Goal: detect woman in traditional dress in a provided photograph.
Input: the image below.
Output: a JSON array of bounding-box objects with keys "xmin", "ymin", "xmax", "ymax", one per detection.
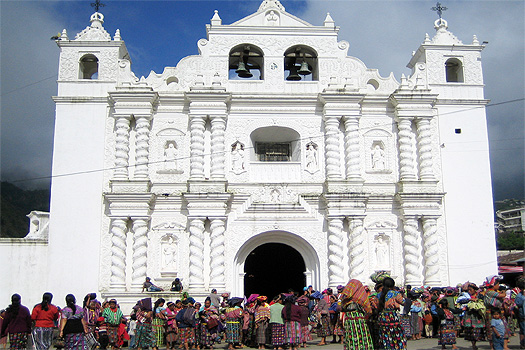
[
  {"xmin": 165, "ymin": 302, "xmax": 178, "ymax": 350},
  {"xmin": 1, "ymin": 294, "xmax": 31, "ymax": 350},
  {"xmin": 31, "ymin": 292, "xmax": 60, "ymax": 350},
  {"xmin": 483, "ymin": 276, "xmax": 506, "ymax": 350},
  {"xmin": 60, "ymin": 294, "xmax": 88, "ymax": 350},
  {"xmin": 102, "ymin": 299, "xmax": 125, "ymax": 349},
  {"xmin": 462, "ymin": 283, "xmax": 486, "ymax": 350},
  {"xmin": 199, "ymin": 298, "xmax": 220, "ymax": 349},
  {"xmin": 243, "ymin": 295, "xmax": 258, "ymax": 348},
  {"xmin": 254, "ymin": 296, "xmax": 271, "ymax": 349},
  {"xmin": 296, "ymin": 296, "xmax": 311, "ymax": 348},
  {"xmin": 328, "ymin": 295, "xmax": 343, "ymax": 343},
  {"xmin": 312, "ymin": 292, "xmax": 331, "ymax": 346},
  {"xmin": 408, "ymin": 291, "xmax": 423, "ymax": 340},
  {"xmin": 152, "ymin": 298, "xmax": 167, "ymax": 348},
  {"xmin": 436, "ymin": 299, "xmax": 459, "ymax": 349},
  {"xmin": 339, "ymin": 279, "xmax": 374, "ymax": 350},
  {"xmin": 269, "ymin": 295, "xmax": 285, "ymax": 350},
  {"xmin": 281, "ymin": 295, "xmax": 302, "ymax": 350},
  {"xmin": 375, "ymin": 277, "xmax": 406, "ymax": 349},
  {"xmin": 176, "ymin": 300, "xmax": 196, "ymax": 350},
  {"xmin": 225, "ymin": 298, "xmax": 243, "ymax": 350},
  {"xmin": 83, "ymin": 294, "xmax": 101, "ymax": 349},
  {"xmin": 134, "ymin": 298, "xmax": 157, "ymax": 350}
]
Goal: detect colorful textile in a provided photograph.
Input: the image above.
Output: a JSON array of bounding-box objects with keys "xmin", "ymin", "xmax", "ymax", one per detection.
[
  {"xmin": 102, "ymin": 308, "xmax": 123, "ymax": 326},
  {"xmin": 8, "ymin": 332, "xmax": 28, "ymax": 350},
  {"xmin": 343, "ymin": 310, "xmax": 373, "ymax": 350},
  {"xmin": 256, "ymin": 319, "xmax": 269, "ymax": 344},
  {"xmin": 165, "ymin": 323, "xmax": 178, "ymax": 345},
  {"xmin": 270, "ymin": 323, "xmax": 286, "ymax": 346},
  {"xmin": 107, "ymin": 325, "xmax": 119, "ymax": 346},
  {"xmin": 199, "ymin": 323, "xmax": 214, "ymax": 347},
  {"xmin": 31, "ymin": 305, "xmax": 60, "ymax": 328},
  {"xmin": 32, "ymin": 327, "xmax": 54, "ymax": 350},
  {"xmin": 152, "ymin": 317, "xmax": 165, "ymax": 346},
  {"xmin": 284, "ymin": 320, "xmax": 302, "ymax": 345},
  {"xmin": 255, "ymin": 304, "xmax": 271, "ymax": 323},
  {"xmin": 400, "ymin": 314, "xmax": 411, "ymax": 338},
  {"xmin": 464, "ymin": 326, "xmax": 485, "ymax": 341},
  {"xmin": 178, "ymin": 328, "xmax": 195, "ymax": 344},
  {"xmin": 377, "ymin": 309, "xmax": 406, "ymax": 350},
  {"xmin": 438, "ymin": 319, "xmax": 456, "ymax": 345},
  {"xmin": 317, "ymin": 314, "xmax": 332, "ymax": 337},
  {"xmin": 64, "ymin": 333, "xmax": 85, "ymax": 350},
  {"xmin": 340, "ymin": 279, "xmax": 372, "ymax": 314},
  {"xmin": 409, "ymin": 313, "xmax": 420, "ymax": 335},
  {"xmin": 135, "ymin": 322, "xmax": 156, "ymax": 349},
  {"xmin": 225, "ymin": 318, "xmax": 242, "ymax": 344},
  {"xmin": 300, "ymin": 325, "xmax": 311, "ymax": 343}
]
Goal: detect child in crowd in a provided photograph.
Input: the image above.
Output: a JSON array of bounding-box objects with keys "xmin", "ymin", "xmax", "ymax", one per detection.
[
  {"xmin": 491, "ymin": 309, "xmax": 505, "ymax": 350},
  {"xmin": 424, "ymin": 310, "xmax": 433, "ymax": 338}
]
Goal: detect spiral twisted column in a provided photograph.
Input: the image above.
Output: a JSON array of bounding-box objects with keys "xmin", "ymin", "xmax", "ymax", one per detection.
[
  {"xmin": 189, "ymin": 116, "xmax": 206, "ymax": 180},
  {"xmin": 131, "ymin": 218, "xmax": 149, "ymax": 290},
  {"xmin": 347, "ymin": 217, "xmax": 367, "ymax": 281},
  {"xmin": 327, "ymin": 216, "xmax": 345, "ymax": 288},
  {"xmin": 210, "ymin": 116, "xmax": 226, "ymax": 180},
  {"xmin": 188, "ymin": 217, "xmax": 205, "ymax": 290},
  {"xmin": 324, "ymin": 116, "xmax": 342, "ymax": 179},
  {"xmin": 397, "ymin": 118, "xmax": 417, "ymax": 181},
  {"xmin": 113, "ymin": 117, "xmax": 131, "ymax": 179},
  {"xmin": 343, "ymin": 116, "xmax": 361, "ymax": 179},
  {"xmin": 209, "ymin": 217, "xmax": 226, "ymax": 290},
  {"xmin": 415, "ymin": 118, "xmax": 435, "ymax": 180},
  {"xmin": 134, "ymin": 116, "xmax": 152, "ymax": 179},
  {"xmin": 422, "ymin": 217, "xmax": 440, "ymax": 285},
  {"xmin": 402, "ymin": 216, "xmax": 424, "ymax": 286},
  {"xmin": 110, "ymin": 218, "xmax": 128, "ymax": 290}
]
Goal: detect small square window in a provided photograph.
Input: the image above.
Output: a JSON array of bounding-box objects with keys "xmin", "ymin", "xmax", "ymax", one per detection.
[{"xmin": 455, "ymin": 128, "xmax": 462, "ymax": 134}]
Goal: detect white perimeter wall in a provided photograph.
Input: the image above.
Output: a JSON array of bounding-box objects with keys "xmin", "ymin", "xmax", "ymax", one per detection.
[
  {"xmin": 438, "ymin": 104, "xmax": 498, "ymax": 284},
  {"xmin": 45, "ymin": 101, "xmax": 107, "ymax": 305}
]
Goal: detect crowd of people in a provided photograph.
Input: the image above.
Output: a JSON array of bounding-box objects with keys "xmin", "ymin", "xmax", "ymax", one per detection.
[{"xmin": 1, "ymin": 273, "xmax": 524, "ymax": 350}]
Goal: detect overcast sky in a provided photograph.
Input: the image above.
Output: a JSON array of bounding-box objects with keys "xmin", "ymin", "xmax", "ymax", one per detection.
[{"xmin": 1, "ymin": 0, "xmax": 523, "ymax": 203}]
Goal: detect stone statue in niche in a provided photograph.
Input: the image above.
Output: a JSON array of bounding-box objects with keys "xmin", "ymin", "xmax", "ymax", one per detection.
[
  {"xmin": 157, "ymin": 141, "xmax": 183, "ymax": 174},
  {"xmin": 162, "ymin": 236, "xmax": 177, "ymax": 270},
  {"xmin": 375, "ymin": 235, "xmax": 390, "ymax": 269},
  {"xmin": 231, "ymin": 141, "xmax": 245, "ymax": 174},
  {"xmin": 305, "ymin": 143, "xmax": 318, "ymax": 173},
  {"xmin": 371, "ymin": 144, "xmax": 386, "ymax": 170}
]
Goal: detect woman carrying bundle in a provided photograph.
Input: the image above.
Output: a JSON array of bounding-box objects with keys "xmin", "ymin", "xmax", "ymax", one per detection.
[
  {"xmin": 339, "ymin": 279, "xmax": 374, "ymax": 350},
  {"xmin": 375, "ymin": 277, "xmax": 406, "ymax": 349}
]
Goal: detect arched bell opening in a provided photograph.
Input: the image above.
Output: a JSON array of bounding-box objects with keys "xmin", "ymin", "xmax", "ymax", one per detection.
[
  {"xmin": 229, "ymin": 44, "xmax": 264, "ymax": 80},
  {"xmin": 79, "ymin": 54, "xmax": 99, "ymax": 80},
  {"xmin": 284, "ymin": 45, "xmax": 318, "ymax": 81},
  {"xmin": 445, "ymin": 58, "xmax": 464, "ymax": 83}
]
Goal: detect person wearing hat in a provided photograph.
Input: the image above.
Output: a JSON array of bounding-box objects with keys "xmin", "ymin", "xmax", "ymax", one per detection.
[
  {"xmin": 224, "ymin": 298, "xmax": 244, "ymax": 350},
  {"xmin": 339, "ymin": 279, "xmax": 373, "ymax": 350},
  {"xmin": 254, "ymin": 296, "xmax": 270, "ymax": 349}
]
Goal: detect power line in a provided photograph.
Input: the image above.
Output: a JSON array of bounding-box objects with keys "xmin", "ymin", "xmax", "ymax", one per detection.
[{"xmin": 1, "ymin": 74, "xmax": 58, "ymax": 97}]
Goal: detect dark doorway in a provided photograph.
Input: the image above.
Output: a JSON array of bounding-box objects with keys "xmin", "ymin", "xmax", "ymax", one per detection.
[{"xmin": 244, "ymin": 243, "xmax": 306, "ymax": 299}]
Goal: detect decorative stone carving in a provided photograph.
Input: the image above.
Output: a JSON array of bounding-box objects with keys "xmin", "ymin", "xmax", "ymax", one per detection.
[
  {"xmin": 110, "ymin": 218, "xmax": 127, "ymax": 290},
  {"xmin": 402, "ymin": 216, "xmax": 424, "ymax": 285},
  {"xmin": 134, "ymin": 117, "xmax": 151, "ymax": 179},
  {"xmin": 327, "ymin": 216, "xmax": 345, "ymax": 288},
  {"xmin": 374, "ymin": 234, "xmax": 390, "ymax": 269},
  {"xmin": 324, "ymin": 116, "xmax": 342, "ymax": 179},
  {"xmin": 161, "ymin": 235, "xmax": 178, "ymax": 270},
  {"xmin": 210, "ymin": 116, "xmax": 227, "ymax": 179},
  {"xmin": 231, "ymin": 141, "xmax": 246, "ymax": 174},
  {"xmin": 371, "ymin": 144, "xmax": 386, "ymax": 170},
  {"xmin": 58, "ymin": 49, "xmax": 77, "ymax": 81},
  {"xmin": 251, "ymin": 185, "xmax": 298, "ymax": 204},
  {"xmin": 131, "ymin": 218, "xmax": 149, "ymax": 289},
  {"xmin": 416, "ymin": 118, "xmax": 435, "ymax": 180},
  {"xmin": 113, "ymin": 117, "xmax": 130, "ymax": 179},
  {"xmin": 157, "ymin": 141, "xmax": 184, "ymax": 174},
  {"xmin": 265, "ymin": 11, "xmax": 279, "ymax": 26},
  {"xmin": 422, "ymin": 217, "xmax": 440, "ymax": 285},
  {"xmin": 397, "ymin": 118, "xmax": 417, "ymax": 180},
  {"xmin": 209, "ymin": 218, "xmax": 226, "ymax": 289},
  {"xmin": 343, "ymin": 116, "xmax": 361, "ymax": 179},
  {"xmin": 75, "ymin": 12, "xmax": 111, "ymax": 41},
  {"xmin": 188, "ymin": 217, "xmax": 205, "ymax": 290},
  {"xmin": 189, "ymin": 117, "xmax": 206, "ymax": 179},
  {"xmin": 305, "ymin": 142, "xmax": 318, "ymax": 174},
  {"xmin": 348, "ymin": 217, "xmax": 366, "ymax": 281}
]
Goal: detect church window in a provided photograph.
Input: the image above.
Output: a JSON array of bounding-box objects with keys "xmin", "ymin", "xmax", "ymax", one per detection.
[
  {"xmin": 229, "ymin": 44, "xmax": 264, "ymax": 80},
  {"xmin": 250, "ymin": 126, "xmax": 300, "ymax": 162},
  {"xmin": 445, "ymin": 58, "xmax": 464, "ymax": 83},
  {"xmin": 256, "ymin": 142, "xmax": 291, "ymax": 161},
  {"xmin": 79, "ymin": 54, "xmax": 99, "ymax": 79},
  {"xmin": 284, "ymin": 45, "xmax": 318, "ymax": 81}
]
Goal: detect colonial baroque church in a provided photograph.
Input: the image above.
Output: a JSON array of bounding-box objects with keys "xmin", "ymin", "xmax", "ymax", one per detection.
[{"xmin": 1, "ymin": 0, "xmax": 497, "ymax": 309}]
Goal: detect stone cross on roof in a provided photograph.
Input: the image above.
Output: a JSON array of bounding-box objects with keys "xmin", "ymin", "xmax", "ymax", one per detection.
[
  {"xmin": 431, "ymin": 2, "xmax": 447, "ymax": 19},
  {"xmin": 91, "ymin": 0, "xmax": 105, "ymax": 12}
]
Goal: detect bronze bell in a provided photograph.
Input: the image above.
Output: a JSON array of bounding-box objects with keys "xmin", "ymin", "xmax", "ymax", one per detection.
[
  {"xmin": 298, "ymin": 61, "xmax": 311, "ymax": 76},
  {"xmin": 236, "ymin": 61, "xmax": 253, "ymax": 78},
  {"xmin": 286, "ymin": 64, "xmax": 301, "ymax": 81}
]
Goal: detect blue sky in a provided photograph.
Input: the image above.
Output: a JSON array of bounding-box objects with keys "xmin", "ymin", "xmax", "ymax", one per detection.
[{"xmin": 1, "ymin": 0, "xmax": 523, "ymax": 202}]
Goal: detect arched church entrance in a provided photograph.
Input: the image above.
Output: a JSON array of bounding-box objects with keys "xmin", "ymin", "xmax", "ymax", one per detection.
[
  {"xmin": 233, "ymin": 230, "xmax": 320, "ymax": 297},
  {"xmin": 244, "ymin": 243, "xmax": 305, "ymax": 298}
]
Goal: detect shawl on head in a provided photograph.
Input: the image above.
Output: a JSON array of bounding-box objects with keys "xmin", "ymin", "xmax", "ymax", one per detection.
[
  {"xmin": 296, "ymin": 296, "xmax": 309, "ymax": 306},
  {"xmin": 340, "ymin": 279, "xmax": 371, "ymax": 314},
  {"xmin": 138, "ymin": 298, "xmax": 152, "ymax": 312},
  {"xmin": 370, "ymin": 270, "xmax": 391, "ymax": 284},
  {"xmin": 310, "ymin": 291, "xmax": 323, "ymax": 299},
  {"xmin": 247, "ymin": 294, "xmax": 259, "ymax": 304}
]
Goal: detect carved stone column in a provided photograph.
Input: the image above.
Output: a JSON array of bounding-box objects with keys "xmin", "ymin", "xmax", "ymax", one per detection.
[
  {"xmin": 134, "ymin": 116, "xmax": 152, "ymax": 179},
  {"xmin": 402, "ymin": 216, "xmax": 424, "ymax": 286},
  {"xmin": 347, "ymin": 216, "xmax": 366, "ymax": 281},
  {"xmin": 327, "ymin": 216, "xmax": 345, "ymax": 288},
  {"xmin": 188, "ymin": 217, "xmax": 205, "ymax": 290},
  {"xmin": 110, "ymin": 218, "xmax": 128, "ymax": 291},
  {"xmin": 113, "ymin": 117, "xmax": 131, "ymax": 179},
  {"xmin": 209, "ymin": 217, "xmax": 226, "ymax": 290},
  {"xmin": 324, "ymin": 116, "xmax": 342, "ymax": 179},
  {"xmin": 131, "ymin": 218, "xmax": 149, "ymax": 290},
  {"xmin": 415, "ymin": 117, "xmax": 435, "ymax": 180},
  {"xmin": 343, "ymin": 116, "xmax": 361, "ymax": 179},
  {"xmin": 422, "ymin": 216, "xmax": 440, "ymax": 285},
  {"xmin": 189, "ymin": 116, "xmax": 206, "ymax": 180},
  {"xmin": 210, "ymin": 116, "xmax": 226, "ymax": 180},
  {"xmin": 397, "ymin": 118, "xmax": 417, "ymax": 181}
]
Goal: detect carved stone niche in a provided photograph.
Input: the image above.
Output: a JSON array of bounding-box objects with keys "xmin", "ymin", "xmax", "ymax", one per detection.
[
  {"xmin": 230, "ymin": 140, "xmax": 247, "ymax": 175},
  {"xmin": 156, "ymin": 128, "xmax": 185, "ymax": 175},
  {"xmin": 157, "ymin": 140, "xmax": 184, "ymax": 174},
  {"xmin": 304, "ymin": 141, "xmax": 319, "ymax": 174},
  {"xmin": 364, "ymin": 129, "xmax": 392, "ymax": 174},
  {"xmin": 152, "ymin": 222, "xmax": 185, "ymax": 281},
  {"xmin": 366, "ymin": 220, "xmax": 396, "ymax": 272}
]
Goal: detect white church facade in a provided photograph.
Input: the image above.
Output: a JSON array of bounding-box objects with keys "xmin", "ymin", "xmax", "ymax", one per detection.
[{"xmin": 0, "ymin": 0, "xmax": 497, "ymax": 310}]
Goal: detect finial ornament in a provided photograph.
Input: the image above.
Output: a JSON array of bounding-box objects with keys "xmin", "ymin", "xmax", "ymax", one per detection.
[
  {"xmin": 431, "ymin": 2, "xmax": 447, "ymax": 19},
  {"xmin": 91, "ymin": 0, "xmax": 105, "ymax": 12}
]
